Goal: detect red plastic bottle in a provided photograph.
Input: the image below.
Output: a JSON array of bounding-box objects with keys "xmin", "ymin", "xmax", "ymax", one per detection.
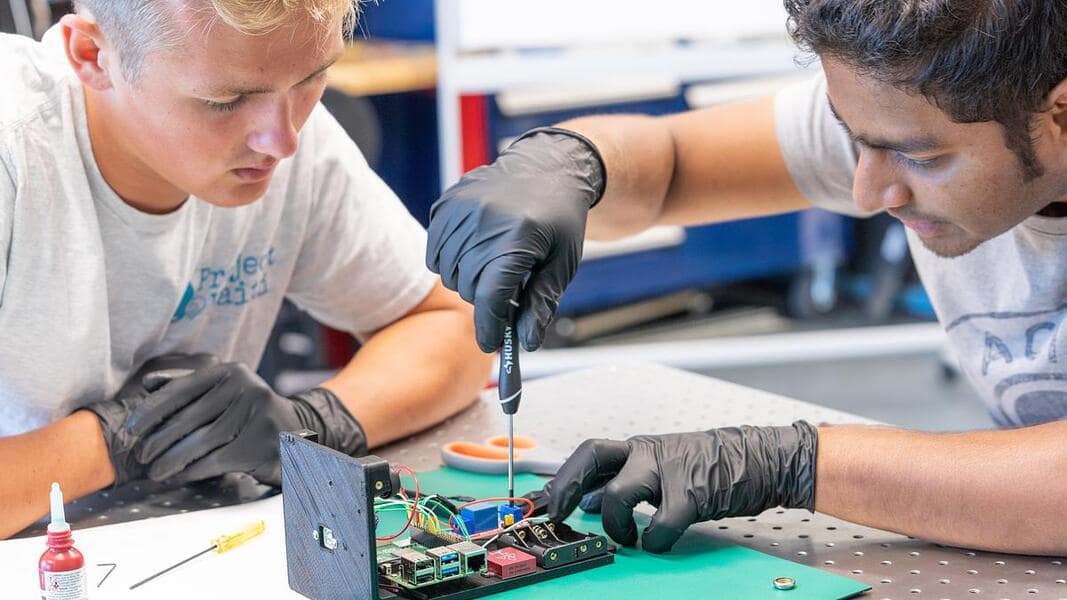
[{"xmin": 38, "ymin": 483, "xmax": 88, "ymax": 600}]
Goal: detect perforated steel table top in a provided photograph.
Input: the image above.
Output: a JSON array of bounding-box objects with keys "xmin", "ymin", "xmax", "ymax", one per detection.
[
  {"xmin": 20, "ymin": 363, "xmax": 1066, "ymax": 598},
  {"xmin": 383, "ymin": 363, "xmax": 1067, "ymax": 599}
]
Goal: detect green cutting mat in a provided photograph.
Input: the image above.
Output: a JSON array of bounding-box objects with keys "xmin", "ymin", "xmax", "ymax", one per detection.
[{"xmin": 379, "ymin": 468, "xmax": 870, "ymax": 600}]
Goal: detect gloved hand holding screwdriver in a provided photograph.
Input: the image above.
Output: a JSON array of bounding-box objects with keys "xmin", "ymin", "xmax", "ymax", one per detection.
[
  {"xmin": 85, "ymin": 355, "xmax": 367, "ymax": 487},
  {"xmin": 426, "ymin": 127, "xmax": 606, "ymax": 353},
  {"xmin": 427, "ymin": 125, "xmax": 821, "ymax": 554},
  {"xmin": 427, "ymin": 126, "xmax": 607, "ymax": 503}
]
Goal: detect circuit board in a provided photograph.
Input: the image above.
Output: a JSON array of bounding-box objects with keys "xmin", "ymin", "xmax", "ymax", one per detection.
[
  {"xmin": 377, "ymin": 540, "xmax": 485, "ymax": 589},
  {"xmin": 375, "ymin": 522, "xmax": 614, "ymax": 600},
  {"xmin": 280, "ymin": 432, "xmax": 614, "ymax": 600}
]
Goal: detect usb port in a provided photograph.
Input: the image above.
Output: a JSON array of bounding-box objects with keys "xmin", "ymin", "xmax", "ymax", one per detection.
[{"xmin": 441, "ymin": 565, "xmax": 460, "ymax": 578}]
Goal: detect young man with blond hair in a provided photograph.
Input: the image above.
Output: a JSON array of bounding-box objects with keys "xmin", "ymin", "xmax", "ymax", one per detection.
[{"xmin": 0, "ymin": 0, "xmax": 492, "ymax": 538}]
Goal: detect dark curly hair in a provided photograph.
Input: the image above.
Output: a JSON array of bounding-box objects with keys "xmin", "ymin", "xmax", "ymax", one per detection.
[{"xmin": 784, "ymin": 0, "xmax": 1067, "ymax": 180}]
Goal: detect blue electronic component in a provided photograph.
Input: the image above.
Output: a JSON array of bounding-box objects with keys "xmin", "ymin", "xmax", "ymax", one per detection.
[
  {"xmin": 498, "ymin": 504, "xmax": 525, "ymax": 528},
  {"xmin": 460, "ymin": 502, "xmax": 499, "ymax": 534}
]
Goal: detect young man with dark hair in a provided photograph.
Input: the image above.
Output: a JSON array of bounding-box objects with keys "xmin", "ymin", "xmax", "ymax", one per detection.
[
  {"xmin": 427, "ymin": 1, "xmax": 1067, "ymax": 555},
  {"xmin": 0, "ymin": 0, "xmax": 492, "ymax": 539}
]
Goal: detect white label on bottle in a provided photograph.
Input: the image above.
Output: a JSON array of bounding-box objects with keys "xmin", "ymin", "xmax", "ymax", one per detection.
[{"xmin": 42, "ymin": 568, "xmax": 88, "ymax": 600}]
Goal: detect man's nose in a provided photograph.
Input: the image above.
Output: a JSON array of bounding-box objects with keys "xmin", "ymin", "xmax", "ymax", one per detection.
[
  {"xmin": 852, "ymin": 149, "xmax": 910, "ymax": 213},
  {"xmin": 246, "ymin": 98, "xmax": 298, "ymax": 160}
]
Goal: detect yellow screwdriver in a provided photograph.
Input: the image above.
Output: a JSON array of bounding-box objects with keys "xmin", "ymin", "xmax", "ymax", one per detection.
[{"xmin": 129, "ymin": 520, "xmax": 266, "ymax": 590}]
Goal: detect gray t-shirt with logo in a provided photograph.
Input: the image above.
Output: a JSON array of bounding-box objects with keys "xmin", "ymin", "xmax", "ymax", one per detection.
[
  {"xmin": 776, "ymin": 74, "xmax": 1067, "ymax": 427},
  {"xmin": 0, "ymin": 30, "xmax": 436, "ymax": 435}
]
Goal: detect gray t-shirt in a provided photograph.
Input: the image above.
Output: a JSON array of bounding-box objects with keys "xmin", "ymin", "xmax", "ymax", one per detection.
[
  {"xmin": 0, "ymin": 30, "xmax": 435, "ymax": 435},
  {"xmin": 776, "ymin": 74, "xmax": 1067, "ymax": 427}
]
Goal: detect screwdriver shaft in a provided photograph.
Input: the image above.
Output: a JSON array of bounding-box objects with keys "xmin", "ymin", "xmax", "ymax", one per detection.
[
  {"xmin": 129, "ymin": 545, "xmax": 216, "ymax": 590},
  {"xmin": 507, "ymin": 414, "xmax": 515, "ymax": 503},
  {"xmin": 128, "ymin": 521, "xmax": 265, "ymax": 590}
]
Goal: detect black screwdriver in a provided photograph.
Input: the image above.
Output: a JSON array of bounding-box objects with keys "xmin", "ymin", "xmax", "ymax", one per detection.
[{"xmin": 499, "ymin": 290, "xmax": 522, "ymax": 504}]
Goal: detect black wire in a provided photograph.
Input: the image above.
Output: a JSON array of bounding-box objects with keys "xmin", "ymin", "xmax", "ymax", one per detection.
[{"xmin": 422, "ymin": 494, "xmax": 462, "ymax": 517}]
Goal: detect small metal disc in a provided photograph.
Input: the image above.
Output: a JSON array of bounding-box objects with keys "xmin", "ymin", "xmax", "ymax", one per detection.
[{"xmin": 773, "ymin": 576, "xmax": 796, "ymax": 590}]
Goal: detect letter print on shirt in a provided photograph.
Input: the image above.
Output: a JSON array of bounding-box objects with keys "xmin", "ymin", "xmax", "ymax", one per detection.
[{"xmin": 172, "ymin": 246, "xmax": 278, "ymax": 323}]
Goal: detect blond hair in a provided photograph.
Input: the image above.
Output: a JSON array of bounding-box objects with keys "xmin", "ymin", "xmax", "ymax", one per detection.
[
  {"xmin": 75, "ymin": 0, "xmax": 358, "ymax": 81},
  {"xmin": 212, "ymin": 0, "xmax": 356, "ymax": 36}
]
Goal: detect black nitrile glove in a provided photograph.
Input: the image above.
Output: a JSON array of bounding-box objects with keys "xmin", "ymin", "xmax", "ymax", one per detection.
[
  {"xmin": 125, "ymin": 362, "xmax": 367, "ymax": 487},
  {"xmin": 545, "ymin": 421, "xmax": 818, "ymax": 553},
  {"xmin": 426, "ymin": 127, "xmax": 606, "ymax": 352},
  {"xmin": 83, "ymin": 353, "xmax": 220, "ymax": 486}
]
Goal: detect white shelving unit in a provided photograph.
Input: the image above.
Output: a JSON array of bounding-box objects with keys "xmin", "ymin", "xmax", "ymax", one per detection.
[{"xmin": 433, "ymin": 0, "xmax": 811, "ymax": 188}]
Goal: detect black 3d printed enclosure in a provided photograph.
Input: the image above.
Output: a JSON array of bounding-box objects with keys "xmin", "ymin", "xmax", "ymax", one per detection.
[{"xmin": 280, "ymin": 431, "xmax": 614, "ymax": 600}]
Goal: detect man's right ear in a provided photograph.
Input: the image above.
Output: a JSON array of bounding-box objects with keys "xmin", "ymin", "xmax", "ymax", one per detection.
[{"xmin": 59, "ymin": 13, "xmax": 113, "ymax": 91}]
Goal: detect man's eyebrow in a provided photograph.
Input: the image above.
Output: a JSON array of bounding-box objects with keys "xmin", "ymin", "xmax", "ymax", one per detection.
[
  {"xmin": 825, "ymin": 95, "xmax": 943, "ymax": 154},
  {"xmin": 209, "ymin": 52, "xmax": 343, "ymax": 97}
]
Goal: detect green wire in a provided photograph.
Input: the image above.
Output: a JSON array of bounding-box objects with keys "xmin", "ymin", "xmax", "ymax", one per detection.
[
  {"xmin": 374, "ymin": 496, "xmax": 472, "ymax": 541},
  {"xmin": 422, "ymin": 496, "xmax": 471, "ymax": 540},
  {"xmin": 375, "ymin": 499, "xmax": 455, "ymax": 538}
]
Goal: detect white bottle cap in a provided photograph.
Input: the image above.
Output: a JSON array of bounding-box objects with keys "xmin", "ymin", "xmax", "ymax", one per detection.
[{"xmin": 47, "ymin": 482, "xmax": 69, "ymax": 533}]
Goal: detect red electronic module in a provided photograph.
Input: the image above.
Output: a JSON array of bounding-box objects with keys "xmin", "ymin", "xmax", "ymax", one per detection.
[{"xmin": 486, "ymin": 548, "xmax": 537, "ymax": 579}]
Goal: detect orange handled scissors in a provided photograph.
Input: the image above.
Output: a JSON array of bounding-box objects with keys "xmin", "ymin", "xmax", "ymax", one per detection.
[{"xmin": 441, "ymin": 435, "xmax": 566, "ymax": 476}]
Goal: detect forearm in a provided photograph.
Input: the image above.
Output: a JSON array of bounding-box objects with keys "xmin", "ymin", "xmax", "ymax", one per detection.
[
  {"xmin": 320, "ymin": 300, "xmax": 492, "ymax": 448},
  {"xmin": 815, "ymin": 422, "xmax": 1067, "ymax": 555},
  {"xmin": 0, "ymin": 411, "xmax": 115, "ymax": 539},
  {"xmin": 562, "ymin": 96, "xmax": 810, "ymax": 241},
  {"xmin": 558, "ymin": 114, "xmax": 675, "ymax": 240}
]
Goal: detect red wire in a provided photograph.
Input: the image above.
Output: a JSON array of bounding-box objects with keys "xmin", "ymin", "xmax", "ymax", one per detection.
[{"xmin": 376, "ymin": 465, "xmax": 419, "ymax": 542}]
